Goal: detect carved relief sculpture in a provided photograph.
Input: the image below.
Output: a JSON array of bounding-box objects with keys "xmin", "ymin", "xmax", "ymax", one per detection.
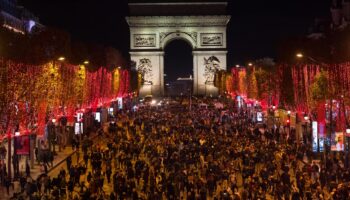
[
  {"xmin": 204, "ymin": 56, "xmax": 221, "ymax": 85},
  {"xmin": 201, "ymin": 33, "xmax": 223, "ymax": 46},
  {"xmin": 138, "ymin": 58, "xmax": 153, "ymax": 85},
  {"xmin": 134, "ymin": 34, "xmax": 156, "ymax": 47}
]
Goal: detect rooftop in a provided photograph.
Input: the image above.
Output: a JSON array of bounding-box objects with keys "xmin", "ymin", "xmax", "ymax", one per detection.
[{"xmin": 128, "ymin": 0, "xmax": 228, "ymax": 16}]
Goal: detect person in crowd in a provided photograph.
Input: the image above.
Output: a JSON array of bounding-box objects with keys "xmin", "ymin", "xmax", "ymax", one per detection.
[{"xmin": 6, "ymin": 97, "xmax": 350, "ymax": 200}]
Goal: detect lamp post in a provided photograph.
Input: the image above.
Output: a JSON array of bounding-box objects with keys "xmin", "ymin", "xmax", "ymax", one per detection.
[
  {"xmin": 49, "ymin": 119, "xmax": 56, "ymax": 155},
  {"xmin": 287, "ymin": 111, "xmax": 291, "ymax": 140},
  {"xmin": 296, "ymin": 53, "xmax": 333, "ymax": 156},
  {"xmin": 296, "ymin": 53, "xmax": 326, "ymax": 66},
  {"xmin": 304, "ymin": 114, "xmax": 311, "ymax": 149}
]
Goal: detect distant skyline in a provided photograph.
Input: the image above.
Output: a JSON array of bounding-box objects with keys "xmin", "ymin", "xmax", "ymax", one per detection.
[{"xmin": 20, "ymin": 0, "xmax": 330, "ymax": 67}]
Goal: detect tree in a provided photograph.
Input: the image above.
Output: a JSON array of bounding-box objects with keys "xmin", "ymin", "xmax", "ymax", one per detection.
[
  {"xmin": 254, "ymin": 58, "xmax": 276, "ymax": 104},
  {"xmin": 246, "ymin": 66, "xmax": 258, "ymax": 100},
  {"xmin": 279, "ymin": 64, "xmax": 295, "ymax": 108},
  {"xmin": 309, "ymin": 70, "xmax": 330, "ymax": 107}
]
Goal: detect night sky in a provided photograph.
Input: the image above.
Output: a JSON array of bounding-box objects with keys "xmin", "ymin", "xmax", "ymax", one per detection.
[{"xmin": 19, "ymin": 0, "xmax": 330, "ymax": 78}]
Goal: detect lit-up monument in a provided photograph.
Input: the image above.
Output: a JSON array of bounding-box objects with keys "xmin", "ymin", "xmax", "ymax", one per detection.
[{"xmin": 127, "ymin": 1, "xmax": 230, "ymax": 96}]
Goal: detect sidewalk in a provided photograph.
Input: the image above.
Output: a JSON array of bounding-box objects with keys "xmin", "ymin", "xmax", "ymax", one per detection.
[
  {"xmin": 1, "ymin": 124, "xmax": 108, "ymax": 199},
  {"xmin": 0, "ymin": 145, "xmax": 79, "ymax": 199}
]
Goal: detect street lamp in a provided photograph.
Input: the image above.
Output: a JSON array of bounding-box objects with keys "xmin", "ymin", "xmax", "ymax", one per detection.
[
  {"xmin": 248, "ymin": 63, "xmax": 253, "ymax": 67},
  {"xmin": 83, "ymin": 60, "xmax": 89, "ymax": 65},
  {"xmin": 58, "ymin": 57, "xmax": 65, "ymax": 61},
  {"xmin": 287, "ymin": 110, "xmax": 291, "ymax": 115},
  {"xmin": 304, "ymin": 114, "xmax": 310, "ymax": 145},
  {"xmin": 295, "ymin": 52, "xmax": 327, "ymax": 66},
  {"xmin": 296, "ymin": 53, "xmax": 304, "ymax": 58}
]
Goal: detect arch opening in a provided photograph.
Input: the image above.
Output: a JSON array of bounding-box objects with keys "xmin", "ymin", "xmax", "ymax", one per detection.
[{"xmin": 164, "ymin": 39, "xmax": 193, "ymax": 97}]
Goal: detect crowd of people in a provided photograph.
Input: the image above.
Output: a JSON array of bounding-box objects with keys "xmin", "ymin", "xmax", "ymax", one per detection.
[{"xmin": 3, "ymin": 97, "xmax": 350, "ymax": 199}]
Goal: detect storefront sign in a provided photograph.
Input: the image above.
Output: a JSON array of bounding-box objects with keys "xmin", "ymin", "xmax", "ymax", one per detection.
[{"xmin": 331, "ymin": 132, "xmax": 344, "ymax": 151}]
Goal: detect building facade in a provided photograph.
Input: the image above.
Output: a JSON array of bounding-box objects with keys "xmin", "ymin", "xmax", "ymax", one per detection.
[{"xmin": 0, "ymin": 0, "xmax": 43, "ymax": 34}]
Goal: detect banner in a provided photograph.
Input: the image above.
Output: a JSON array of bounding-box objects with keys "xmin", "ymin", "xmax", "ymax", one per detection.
[
  {"xmin": 331, "ymin": 132, "xmax": 344, "ymax": 151},
  {"xmin": 15, "ymin": 135, "xmax": 30, "ymax": 155},
  {"xmin": 318, "ymin": 122, "xmax": 325, "ymax": 152},
  {"xmin": 312, "ymin": 121, "xmax": 318, "ymax": 152}
]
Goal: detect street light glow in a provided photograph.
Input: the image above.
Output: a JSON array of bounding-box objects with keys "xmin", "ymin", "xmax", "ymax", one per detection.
[
  {"xmin": 84, "ymin": 60, "xmax": 89, "ymax": 65},
  {"xmin": 296, "ymin": 53, "xmax": 303, "ymax": 58},
  {"xmin": 58, "ymin": 57, "xmax": 65, "ymax": 61},
  {"xmin": 248, "ymin": 63, "xmax": 253, "ymax": 67},
  {"xmin": 346, "ymin": 128, "xmax": 350, "ymax": 134}
]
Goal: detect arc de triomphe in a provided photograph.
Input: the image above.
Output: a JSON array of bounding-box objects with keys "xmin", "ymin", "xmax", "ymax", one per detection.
[{"xmin": 127, "ymin": 1, "xmax": 230, "ymax": 96}]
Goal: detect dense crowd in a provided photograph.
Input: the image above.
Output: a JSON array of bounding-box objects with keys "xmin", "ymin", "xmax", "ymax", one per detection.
[{"xmin": 3, "ymin": 98, "xmax": 350, "ymax": 199}]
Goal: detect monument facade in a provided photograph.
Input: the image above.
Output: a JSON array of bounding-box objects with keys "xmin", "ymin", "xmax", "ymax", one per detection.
[{"xmin": 127, "ymin": 1, "xmax": 230, "ymax": 96}]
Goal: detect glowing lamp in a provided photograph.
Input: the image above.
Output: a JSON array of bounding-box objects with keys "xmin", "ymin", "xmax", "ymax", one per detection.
[
  {"xmin": 248, "ymin": 63, "xmax": 253, "ymax": 67},
  {"xmin": 272, "ymin": 106, "xmax": 276, "ymax": 110},
  {"xmin": 296, "ymin": 53, "xmax": 303, "ymax": 58},
  {"xmin": 84, "ymin": 61, "xmax": 89, "ymax": 65},
  {"xmin": 346, "ymin": 128, "xmax": 350, "ymax": 134},
  {"xmin": 52, "ymin": 119, "xmax": 56, "ymax": 123},
  {"xmin": 151, "ymin": 100, "xmax": 157, "ymax": 105},
  {"xmin": 287, "ymin": 110, "xmax": 291, "ymax": 115},
  {"xmin": 58, "ymin": 57, "xmax": 65, "ymax": 61},
  {"xmin": 304, "ymin": 115, "xmax": 309, "ymax": 121},
  {"xmin": 15, "ymin": 132, "xmax": 20, "ymax": 136}
]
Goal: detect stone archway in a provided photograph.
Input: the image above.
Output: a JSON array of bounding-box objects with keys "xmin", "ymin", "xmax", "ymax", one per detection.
[
  {"xmin": 163, "ymin": 38, "xmax": 194, "ymax": 96},
  {"xmin": 127, "ymin": 2, "xmax": 230, "ymax": 97}
]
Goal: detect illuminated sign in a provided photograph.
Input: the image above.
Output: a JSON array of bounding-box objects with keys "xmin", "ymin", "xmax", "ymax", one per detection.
[
  {"xmin": 117, "ymin": 98, "xmax": 123, "ymax": 110},
  {"xmin": 331, "ymin": 132, "xmax": 344, "ymax": 151},
  {"xmin": 75, "ymin": 123, "xmax": 83, "ymax": 135},
  {"xmin": 108, "ymin": 108, "xmax": 114, "ymax": 115},
  {"xmin": 257, "ymin": 112, "xmax": 263, "ymax": 122},
  {"xmin": 312, "ymin": 121, "xmax": 318, "ymax": 152},
  {"xmin": 95, "ymin": 112, "xmax": 101, "ymax": 123}
]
